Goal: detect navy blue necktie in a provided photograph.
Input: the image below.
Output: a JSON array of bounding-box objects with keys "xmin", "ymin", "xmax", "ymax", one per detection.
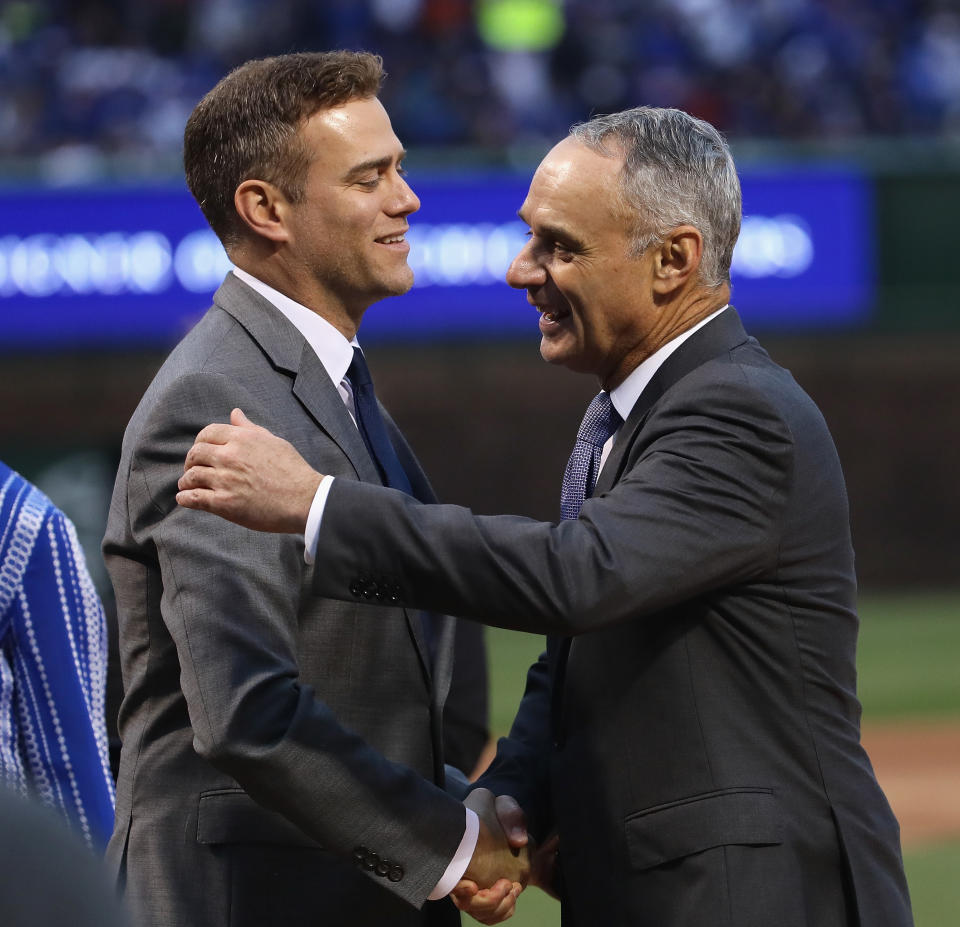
[
  {"xmin": 347, "ymin": 347, "xmax": 412, "ymax": 495},
  {"xmin": 348, "ymin": 347, "xmax": 439, "ymax": 663},
  {"xmin": 560, "ymin": 391, "xmax": 622, "ymax": 520}
]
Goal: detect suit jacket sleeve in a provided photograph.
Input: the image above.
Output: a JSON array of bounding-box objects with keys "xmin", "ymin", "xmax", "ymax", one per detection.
[
  {"xmin": 474, "ymin": 649, "xmax": 555, "ymax": 841},
  {"xmin": 312, "ymin": 365, "xmax": 794, "ymax": 636},
  {"xmin": 120, "ymin": 370, "xmax": 465, "ymax": 907}
]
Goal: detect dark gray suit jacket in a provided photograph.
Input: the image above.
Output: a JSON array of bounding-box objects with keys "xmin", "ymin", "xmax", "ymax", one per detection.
[
  {"xmin": 311, "ymin": 308, "xmax": 913, "ymax": 927},
  {"xmin": 103, "ymin": 273, "xmax": 465, "ymax": 927}
]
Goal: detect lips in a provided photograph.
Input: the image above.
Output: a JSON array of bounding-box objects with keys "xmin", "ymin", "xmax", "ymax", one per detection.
[
  {"xmin": 534, "ymin": 303, "xmax": 569, "ymax": 324},
  {"xmin": 375, "ymin": 230, "xmax": 408, "ymax": 244}
]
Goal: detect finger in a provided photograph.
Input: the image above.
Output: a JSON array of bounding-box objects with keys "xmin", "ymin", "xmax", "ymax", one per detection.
[
  {"xmin": 194, "ymin": 422, "xmax": 238, "ymax": 446},
  {"xmin": 474, "ymin": 883, "xmax": 519, "ymax": 924},
  {"xmin": 451, "ymin": 878, "xmax": 509, "ymax": 904},
  {"xmin": 175, "ymin": 487, "xmax": 213, "ymax": 512},
  {"xmin": 177, "ymin": 457, "xmax": 214, "ymax": 489},
  {"xmin": 530, "ymin": 833, "xmax": 560, "ymax": 894},
  {"xmin": 494, "ymin": 795, "xmax": 528, "ymax": 848},
  {"xmin": 450, "ymin": 880, "xmax": 479, "ymax": 900},
  {"xmin": 178, "ymin": 464, "xmax": 216, "ymax": 492},
  {"xmin": 183, "ymin": 442, "xmax": 210, "ymax": 473},
  {"xmin": 451, "ymin": 880, "xmax": 517, "ymax": 923},
  {"xmin": 542, "ymin": 834, "xmax": 560, "ymax": 856},
  {"xmin": 464, "ymin": 787, "xmax": 494, "ymax": 812},
  {"xmin": 472, "ymin": 895, "xmax": 516, "ymax": 924}
]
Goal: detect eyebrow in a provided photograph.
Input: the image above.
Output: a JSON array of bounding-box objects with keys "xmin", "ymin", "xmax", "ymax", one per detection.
[
  {"xmin": 343, "ymin": 150, "xmax": 407, "ymax": 182},
  {"xmin": 519, "ymin": 211, "xmax": 586, "ymax": 251}
]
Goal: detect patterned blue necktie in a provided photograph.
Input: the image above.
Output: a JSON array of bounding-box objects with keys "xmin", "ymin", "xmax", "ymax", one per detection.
[
  {"xmin": 560, "ymin": 391, "xmax": 623, "ymax": 520},
  {"xmin": 347, "ymin": 347, "xmax": 413, "ymax": 495}
]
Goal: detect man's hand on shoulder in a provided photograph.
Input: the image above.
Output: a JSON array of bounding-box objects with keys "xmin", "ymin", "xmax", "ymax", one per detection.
[{"xmin": 177, "ymin": 408, "xmax": 321, "ymax": 533}]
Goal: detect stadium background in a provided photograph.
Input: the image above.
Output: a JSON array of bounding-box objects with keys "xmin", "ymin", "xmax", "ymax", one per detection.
[{"xmin": 1, "ymin": 1, "xmax": 958, "ymax": 922}]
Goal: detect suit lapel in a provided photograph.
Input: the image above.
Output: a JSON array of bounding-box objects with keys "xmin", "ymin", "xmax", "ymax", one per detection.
[
  {"xmin": 214, "ymin": 273, "xmax": 435, "ymax": 675},
  {"xmin": 594, "ymin": 306, "xmax": 751, "ymax": 497},
  {"xmin": 213, "ymin": 274, "xmax": 379, "ymax": 483},
  {"xmin": 554, "ymin": 308, "xmax": 752, "ymax": 730},
  {"xmin": 290, "ymin": 347, "xmax": 382, "ymax": 484}
]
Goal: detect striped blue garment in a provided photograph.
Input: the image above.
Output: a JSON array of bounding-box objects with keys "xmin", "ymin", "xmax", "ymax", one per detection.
[{"xmin": 0, "ymin": 461, "xmax": 115, "ymax": 850}]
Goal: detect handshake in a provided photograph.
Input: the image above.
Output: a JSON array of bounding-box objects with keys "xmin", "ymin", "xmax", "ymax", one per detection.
[{"xmin": 454, "ymin": 788, "xmax": 558, "ymax": 925}]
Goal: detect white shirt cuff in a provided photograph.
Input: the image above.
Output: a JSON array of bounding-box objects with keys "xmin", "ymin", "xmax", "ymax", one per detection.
[
  {"xmin": 427, "ymin": 807, "xmax": 479, "ymax": 901},
  {"xmin": 303, "ymin": 475, "xmax": 335, "ymax": 565}
]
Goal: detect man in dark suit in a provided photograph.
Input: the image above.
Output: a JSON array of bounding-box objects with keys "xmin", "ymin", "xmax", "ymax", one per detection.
[
  {"xmin": 104, "ymin": 51, "xmax": 525, "ymax": 927},
  {"xmin": 177, "ymin": 106, "xmax": 914, "ymax": 926}
]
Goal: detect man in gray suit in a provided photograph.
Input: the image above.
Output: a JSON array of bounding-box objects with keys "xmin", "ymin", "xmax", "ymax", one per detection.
[
  {"xmin": 104, "ymin": 51, "xmax": 526, "ymax": 927},
  {"xmin": 178, "ymin": 106, "xmax": 915, "ymax": 926}
]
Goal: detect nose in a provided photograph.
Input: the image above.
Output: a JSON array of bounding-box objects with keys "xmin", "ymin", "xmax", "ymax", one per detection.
[
  {"xmin": 505, "ymin": 240, "xmax": 545, "ymax": 290},
  {"xmin": 390, "ymin": 173, "xmax": 420, "ymax": 216}
]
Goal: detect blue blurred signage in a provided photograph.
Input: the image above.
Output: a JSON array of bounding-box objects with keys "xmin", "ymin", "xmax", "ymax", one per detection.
[{"xmin": 0, "ymin": 169, "xmax": 872, "ymax": 349}]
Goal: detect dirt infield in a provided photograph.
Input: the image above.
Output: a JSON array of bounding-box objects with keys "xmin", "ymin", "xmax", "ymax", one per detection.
[{"xmin": 862, "ymin": 720, "xmax": 960, "ymax": 847}]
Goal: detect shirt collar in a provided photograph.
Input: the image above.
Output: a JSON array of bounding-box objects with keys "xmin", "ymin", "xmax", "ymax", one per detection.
[
  {"xmin": 231, "ymin": 266, "xmax": 356, "ymax": 386},
  {"xmin": 609, "ymin": 305, "xmax": 729, "ymax": 421}
]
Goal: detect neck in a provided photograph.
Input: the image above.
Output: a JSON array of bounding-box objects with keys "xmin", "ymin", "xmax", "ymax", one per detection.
[
  {"xmin": 601, "ymin": 283, "xmax": 729, "ymax": 391},
  {"xmin": 231, "ymin": 250, "xmax": 363, "ymax": 340}
]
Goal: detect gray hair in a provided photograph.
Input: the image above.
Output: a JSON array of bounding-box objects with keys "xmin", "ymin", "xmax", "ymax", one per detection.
[{"xmin": 570, "ymin": 107, "xmax": 741, "ymax": 288}]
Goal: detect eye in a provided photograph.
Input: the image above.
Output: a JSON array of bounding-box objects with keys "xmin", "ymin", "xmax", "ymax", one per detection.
[{"xmin": 357, "ymin": 177, "xmax": 380, "ymax": 189}]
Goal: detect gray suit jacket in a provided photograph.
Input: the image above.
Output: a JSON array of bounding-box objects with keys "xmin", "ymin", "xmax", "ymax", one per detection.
[
  {"xmin": 310, "ymin": 308, "xmax": 913, "ymax": 927},
  {"xmin": 103, "ymin": 273, "xmax": 464, "ymax": 927}
]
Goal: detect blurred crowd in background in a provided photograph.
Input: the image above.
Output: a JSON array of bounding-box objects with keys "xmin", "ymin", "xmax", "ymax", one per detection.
[{"xmin": 2, "ymin": 0, "xmax": 960, "ymax": 183}]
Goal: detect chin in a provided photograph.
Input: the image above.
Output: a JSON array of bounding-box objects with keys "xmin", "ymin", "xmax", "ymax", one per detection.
[
  {"xmin": 539, "ymin": 336, "xmax": 578, "ymax": 369},
  {"xmin": 387, "ymin": 270, "xmax": 415, "ymax": 296},
  {"xmin": 372, "ymin": 279, "xmax": 413, "ymax": 301}
]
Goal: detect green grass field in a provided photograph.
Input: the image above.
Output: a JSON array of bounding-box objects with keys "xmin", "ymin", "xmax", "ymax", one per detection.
[{"xmin": 481, "ymin": 591, "xmax": 960, "ymax": 926}]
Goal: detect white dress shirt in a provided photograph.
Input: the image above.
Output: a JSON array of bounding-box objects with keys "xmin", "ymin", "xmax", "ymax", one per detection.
[{"xmin": 230, "ymin": 266, "xmax": 477, "ymax": 900}]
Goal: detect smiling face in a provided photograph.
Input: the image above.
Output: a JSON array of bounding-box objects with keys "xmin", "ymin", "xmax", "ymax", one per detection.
[
  {"xmin": 506, "ymin": 137, "xmax": 659, "ymax": 389},
  {"xmin": 280, "ymin": 96, "xmax": 420, "ymax": 330}
]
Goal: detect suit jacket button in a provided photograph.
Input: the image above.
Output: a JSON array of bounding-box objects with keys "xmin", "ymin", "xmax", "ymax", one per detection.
[
  {"xmin": 353, "ymin": 845, "xmax": 367, "ymax": 864},
  {"xmin": 350, "ymin": 582, "xmax": 363, "ymax": 597},
  {"xmin": 375, "ymin": 858, "xmax": 390, "ymax": 876},
  {"xmin": 388, "ymin": 864, "xmax": 404, "ymax": 882},
  {"xmin": 363, "ymin": 850, "xmax": 379, "ymax": 870}
]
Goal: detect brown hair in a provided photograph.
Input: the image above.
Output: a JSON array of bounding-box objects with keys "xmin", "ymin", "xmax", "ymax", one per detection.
[{"xmin": 184, "ymin": 51, "xmax": 384, "ymax": 246}]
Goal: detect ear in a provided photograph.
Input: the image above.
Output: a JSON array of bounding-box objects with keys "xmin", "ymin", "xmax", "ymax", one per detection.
[
  {"xmin": 651, "ymin": 226, "xmax": 702, "ymax": 295},
  {"xmin": 234, "ymin": 179, "xmax": 291, "ymax": 243}
]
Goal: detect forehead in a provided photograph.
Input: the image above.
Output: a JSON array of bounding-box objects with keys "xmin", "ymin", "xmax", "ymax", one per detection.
[
  {"xmin": 301, "ymin": 96, "xmax": 402, "ymax": 171},
  {"xmin": 520, "ymin": 137, "xmax": 624, "ymax": 230}
]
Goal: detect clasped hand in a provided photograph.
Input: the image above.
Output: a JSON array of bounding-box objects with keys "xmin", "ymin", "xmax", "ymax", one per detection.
[{"xmin": 454, "ymin": 788, "xmax": 558, "ymax": 924}]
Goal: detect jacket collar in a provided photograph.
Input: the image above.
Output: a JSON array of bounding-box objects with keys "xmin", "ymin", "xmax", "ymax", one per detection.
[
  {"xmin": 212, "ymin": 272, "xmax": 381, "ymax": 486},
  {"xmin": 594, "ymin": 306, "xmax": 751, "ymax": 496}
]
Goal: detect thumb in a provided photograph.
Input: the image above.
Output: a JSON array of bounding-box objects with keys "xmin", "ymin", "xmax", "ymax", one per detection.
[
  {"xmin": 231, "ymin": 408, "xmax": 253, "ymax": 427},
  {"xmin": 495, "ymin": 795, "xmax": 528, "ymax": 848}
]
